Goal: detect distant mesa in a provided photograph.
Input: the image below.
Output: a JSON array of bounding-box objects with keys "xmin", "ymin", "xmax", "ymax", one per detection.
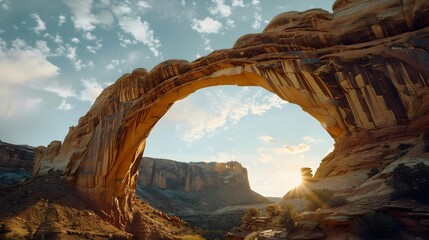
[
  {"xmin": 136, "ymin": 157, "xmax": 271, "ymax": 237},
  {"xmin": 138, "ymin": 157, "xmax": 251, "ymax": 192}
]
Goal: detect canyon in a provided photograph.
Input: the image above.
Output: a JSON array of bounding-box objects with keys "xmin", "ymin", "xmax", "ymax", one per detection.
[
  {"xmin": 137, "ymin": 157, "xmax": 271, "ymax": 238},
  {"xmin": 4, "ymin": 0, "xmax": 429, "ymax": 238}
]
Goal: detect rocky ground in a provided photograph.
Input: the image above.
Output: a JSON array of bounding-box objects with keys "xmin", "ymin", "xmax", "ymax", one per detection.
[{"xmin": 0, "ymin": 172, "xmax": 201, "ymax": 240}]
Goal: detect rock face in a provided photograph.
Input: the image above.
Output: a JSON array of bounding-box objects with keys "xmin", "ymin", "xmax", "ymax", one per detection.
[
  {"xmin": 136, "ymin": 157, "xmax": 269, "ymax": 238},
  {"xmin": 139, "ymin": 157, "xmax": 250, "ymax": 192},
  {"xmin": 32, "ymin": 0, "xmax": 429, "ymax": 229},
  {"xmin": 0, "ymin": 140, "xmax": 35, "ymax": 170}
]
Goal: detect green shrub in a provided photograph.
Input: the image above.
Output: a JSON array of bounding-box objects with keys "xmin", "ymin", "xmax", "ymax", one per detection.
[
  {"xmin": 264, "ymin": 203, "xmax": 282, "ymax": 217},
  {"xmin": 391, "ymin": 163, "xmax": 429, "ymax": 203},
  {"xmin": 355, "ymin": 211, "xmax": 400, "ymax": 239},
  {"xmin": 271, "ymin": 204, "xmax": 298, "ymax": 231},
  {"xmin": 243, "ymin": 207, "xmax": 261, "ymax": 221}
]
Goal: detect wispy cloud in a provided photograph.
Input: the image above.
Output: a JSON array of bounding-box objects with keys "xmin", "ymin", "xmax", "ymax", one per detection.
[
  {"xmin": 57, "ymin": 99, "xmax": 73, "ymax": 111},
  {"xmin": 232, "ymin": 0, "xmax": 245, "ymax": 7},
  {"xmin": 117, "ymin": 16, "xmax": 161, "ymax": 57},
  {"xmin": 30, "ymin": 13, "xmax": 47, "ymax": 34},
  {"xmin": 43, "ymin": 81, "xmax": 77, "ymax": 98},
  {"xmin": 251, "ymin": 13, "xmax": 262, "ymax": 29},
  {"xmin": 259, "ymin": 135, "xmax": 276, "ymax": 144},
  {"xmin": 63, "ymin": 0, "xmax": 98, "ymax": 32},
  {"xmin": 0, "ymin": 39, "xmax": 59, "ymax": 85},
  {"xmin": 58, "ymin": 14, "xmax": 66, "ymax": 26},
  {"xmin": 78, "ymin": 78, "xmax": 105, "ymax": 103},
  {"xmin": 209, "ymin": 0, "xmax": 231, "ymax": 18},
  {"xmin": 302, "ymin": 136, "xmax": 324, "ymax": 143},
  {"xmin": 192, "ymin": 17, "xmax": 222, "ymax": 34},
  {"xmin": 275, "ymin": 143, "xmax": 310, "ymax": 155},
  {"xmin": 0, "ymin": 92, "xmax": 42, "ymax": 119},
  {"xmin": 165, "ymin": 88, "xmax": 286, "ymax": 144}
]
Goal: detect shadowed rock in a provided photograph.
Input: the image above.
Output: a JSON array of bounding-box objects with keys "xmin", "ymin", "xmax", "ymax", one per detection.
[{"xmin": 32, "ymin": 0, "xmax": 429, "ymax": 230}]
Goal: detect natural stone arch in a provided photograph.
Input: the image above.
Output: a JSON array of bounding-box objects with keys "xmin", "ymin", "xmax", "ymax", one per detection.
[{"xmin": 33, "ymin": 0, "xmax": 429, "ymax": 229}]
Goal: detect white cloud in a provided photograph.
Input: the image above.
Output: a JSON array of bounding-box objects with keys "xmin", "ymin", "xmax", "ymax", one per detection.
[
  {"xmin": 251, "ymin": 13, "xmax": 262, "ymax": 29},
  {"xmin": 232, "ymin": 0, "xmax": 245, "ymax": 7},
  {"xmin": 1, "ymin": 0, "xmax": 10, "ymax": 10},
  {"xmin": 64, "ymin": 0, "xmax": 98, "ymax": 31},
  {"xmin": 226, "ymin": 19, "xmax": 236, "ymax": 28},
  {"xmin": 209, "ymin": 0, "xmax": 231, "ymax": 18},
  {"xmin": 83, "ymin": 31, "xmax": 96, "ymax": 41},
  {"xmin": 276, "ymin": 143, "xmax": 310, "ymax": 155},
  {"xmin": 71, "ymin": 37, "xmax": 80, "ymax": 44},
  {"xmin": 31, "ymin": 13, "xmax": 47, "ymax": 34},
  {"xmin": 57, "ymin": 99, "xmax": 73, "ymax": 111},
  {"xmin": 43, "ymin": 81, "xmax": 77, "ymax": 98},
  {"xmin": 0, "ymin": 93, "xmax": 42, "ymax": 119},
  {"xmin": 58, "ymin": 14, "xmax": 66, "ymax": 26},
  {"xmin": 52, "ymin": 34, "xmax": 63, "ymax": 44},
  {"xmin": 137, "ymin": 1, "xmax": 151, "ymax": 8},
  {"xmin": 302, "ymin": 136, "xmax": 324, "ymax": 143},
  {"xmin": 0, "ymin": 38, "xmax": 59, "ymax": 86},
  {"xmin": 78, "ymin": 78, "xmax": 104, "ymax": 103},
  {"xmin": 181, "ymin": 0, "xmax": 186, "ymax": 6},
  {"xmin": 165, "ymin": 88, "xmax": 286, "ymax": 143},
  {"xmin": 118, "ymin": 16, "xmax": 161, "ymax": 57},
  {"xmin": 251, "ymin": 0, "xmax": 260, "ymax": 6},
  {"xmin": 259, "ymin": 135, "xmax": 276, "ymax": 144},
  {"xmin": 192, "ymin": 17, "xmax": 222, "ymax": 34},
  {"xmin": 86, "ymin": 40, "xmax": 102, "ymax": 53},
  {"xmin": 106, "ymin": 59, "xmax": 124, "ymax": 71}
]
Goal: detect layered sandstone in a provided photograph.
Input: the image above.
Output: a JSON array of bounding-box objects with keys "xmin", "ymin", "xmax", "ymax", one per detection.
[
  {"xmin": 137, "ymin": 157, "xmax": 268, "ymax": 237},
  {"xmin": 139, "ymin": 157, "xmax": 250, "ymax": 192},
  {"xmin": 0, "ymin": 141, "xmax": 35, "ymax": 170},
  {"xmin": 32, "ymin": 0, "xmax": 429, "ymax": 229}
]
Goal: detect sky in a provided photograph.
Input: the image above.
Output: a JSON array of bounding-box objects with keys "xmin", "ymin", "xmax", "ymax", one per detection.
[{"xmin": 0, "ymin": 0, "xmax": 336, "ymax": 197}]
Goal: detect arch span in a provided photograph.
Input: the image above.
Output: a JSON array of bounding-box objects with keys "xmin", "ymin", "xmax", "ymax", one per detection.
[{"xmin": 34, "ymin": 0, "xmax": 429, "ymax": 228}]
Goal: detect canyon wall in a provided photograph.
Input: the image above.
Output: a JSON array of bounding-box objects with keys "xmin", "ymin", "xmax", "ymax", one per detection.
[
  {"xmin": 139, "ymin": 157, "xmax": 250, "ymax": 192},
  {"xmin": 32, "ymin": 0, "xmax": 429, "ymax": 228},
  {"xmin": 0, "ymin": 141, "xmax": 35, "ymax": 170}
]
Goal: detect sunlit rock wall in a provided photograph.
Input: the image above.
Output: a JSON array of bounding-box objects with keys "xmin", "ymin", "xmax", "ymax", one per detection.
[{"xmin": 32, "ymin": 0, "xmax": 429, "ymax": 228}]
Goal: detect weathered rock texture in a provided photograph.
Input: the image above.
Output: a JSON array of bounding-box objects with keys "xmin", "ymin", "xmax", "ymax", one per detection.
[
  {"xmin": 0, "ymin": 141, "xmax": 35, "ymax": 170},
  {"xmin": 136, "ymin": 157, "xmax": 269, "ymax": 238},
  {"xmin": 139, "ymin": 157, "xmax": 250, "ymax": 192},
  {"xmin": 33, "ymin": 0, "xmax": 429, "ymax": 229}
]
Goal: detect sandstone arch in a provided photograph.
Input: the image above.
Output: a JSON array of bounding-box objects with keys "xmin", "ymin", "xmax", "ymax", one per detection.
[{"xmin": 34, "ymin": 0, "xmax": 429, "ymax": 228}]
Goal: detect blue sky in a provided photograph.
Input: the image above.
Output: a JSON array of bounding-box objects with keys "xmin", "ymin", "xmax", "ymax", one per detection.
[{"xmin": 0, "ymin": 0, "xmax": 335, "ymax": 196}]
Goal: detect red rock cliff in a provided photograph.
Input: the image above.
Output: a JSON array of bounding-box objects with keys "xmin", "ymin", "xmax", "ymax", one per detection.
[{"xmin": 32, "ymin": 0, "xmax": 429, "ymax": 229}]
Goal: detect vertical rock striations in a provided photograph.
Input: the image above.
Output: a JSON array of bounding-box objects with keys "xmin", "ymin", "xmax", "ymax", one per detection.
[
  {"xmin": 32, "ymin": 0, "xmax": 429, "ymax": 229},
  {"xmin": 138, "ymin": 157, "xmax": 250, "ymax": 192}
]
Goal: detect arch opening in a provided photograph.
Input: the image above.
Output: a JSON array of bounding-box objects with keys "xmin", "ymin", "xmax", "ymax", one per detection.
[{"xmin": 142, "ymin": 85, "xmax": 335, "ymax": 197}]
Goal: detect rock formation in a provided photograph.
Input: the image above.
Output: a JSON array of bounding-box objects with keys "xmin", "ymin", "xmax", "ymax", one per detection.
[
  {"xmin": 0, "ymin": 140, "xmax": 34, "ymax": 170},
  {"xmin": 136, "ymin": 157, "xmax": 269, "ymax": 238},
  {"xmin": 32, "ymin": 0, "xmax": 429, "ymax": 230},
  {"xmin": 139, "ymin": 157, "xmax": 250, "ymax": 192}
]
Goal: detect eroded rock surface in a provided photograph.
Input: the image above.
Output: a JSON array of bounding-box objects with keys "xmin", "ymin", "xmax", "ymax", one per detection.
[
  {"xmin": 33, "ymin": 0, "xmax": 429, "ymax": 229},
  {"xmin": 139, "ymin": 157, "xmax": 250, "ymax": 192},
  {"xmin": 0, "ymin": 141, "xmax": 34, "ymax": 170},
  {"xmin": 137, "ymin": 157, "xmax": 269, "ymax": 238}
]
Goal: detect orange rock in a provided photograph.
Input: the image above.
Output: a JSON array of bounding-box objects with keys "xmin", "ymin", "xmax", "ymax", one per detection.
[{"xmin": 32, "ymin": 0, "xmax": 429, "ymax": 229}]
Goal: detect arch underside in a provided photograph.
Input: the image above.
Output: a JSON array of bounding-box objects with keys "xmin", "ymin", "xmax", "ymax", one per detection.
[{"xmin": 33, "ymin": 0, "xmax": 429, "ymax": 228}]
